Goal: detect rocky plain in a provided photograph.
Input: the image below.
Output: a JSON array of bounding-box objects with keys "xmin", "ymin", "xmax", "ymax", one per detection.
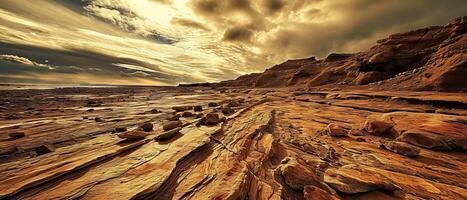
[{"xmin": 0, "ymin": 17, "xmax": 466, "ymax": 200}]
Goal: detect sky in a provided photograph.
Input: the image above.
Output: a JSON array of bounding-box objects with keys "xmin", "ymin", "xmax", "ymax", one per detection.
[{"xmin": 0, "ymin": 0, "xmax": 466, "ymax": 86}]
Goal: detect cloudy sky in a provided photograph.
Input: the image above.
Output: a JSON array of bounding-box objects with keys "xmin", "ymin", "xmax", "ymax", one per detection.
[{"xmin": 0, "ymin": 0, "xmax": 466, "ymax": 86}]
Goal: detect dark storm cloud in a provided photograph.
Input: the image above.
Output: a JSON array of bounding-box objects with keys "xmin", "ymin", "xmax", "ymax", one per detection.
[
  {"xmin": 0, "ymin": 0, "xmax": 466, "ymax": 86},
  {"xmin": 223, "ymin": 27, "xmax": 254, "ymax": 42},
  {"xmin": 262, "ymin": 0, "xmax": 286, "ymax": 14},
  {"xmin": 230, "ymin": 0, "xmax": 467, "ymax": 59}
]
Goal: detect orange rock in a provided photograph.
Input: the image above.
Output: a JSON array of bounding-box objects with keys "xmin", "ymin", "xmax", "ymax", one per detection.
[
  {"xmin": 117, "ymin": 131, "xmax": 148, "ymax": 140},
  {"xmin": 304, "ymin": 185, "xmax": 339, "ymax": 200},
  {"xmin": 163, "ymin": 121, "xmax": 183, "ymax": 131},
  {"xmin": 363, "ymin": 118, "xmax": 399, "ymax": 138},
  {"xmin": 397, "ymin": 129, "xmax": 452, "ymax": 151},
  {"xmin": 278, "ymin": 160, "xmax": 324, "ymax": 191},
  {"xmin": 326, "ymin": 123, "xmax": 348, "ymax": 137},
  {"xmin": 381, "ymin": 140, "xmax": 420, "ymax": 157},
  {"xmin": 324, "ymin": 164, "xmax": 399, "ymax": 194}
]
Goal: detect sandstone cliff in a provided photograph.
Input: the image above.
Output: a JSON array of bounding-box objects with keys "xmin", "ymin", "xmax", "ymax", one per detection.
[{"xmin": 219, "ymin": 16, "xmax": 467, "ymax": 91}]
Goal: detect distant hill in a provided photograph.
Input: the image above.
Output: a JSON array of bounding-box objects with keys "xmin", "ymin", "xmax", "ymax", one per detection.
[{"xmin": 217, "ymin": 16, "xmax": 467, "ymax": 91}]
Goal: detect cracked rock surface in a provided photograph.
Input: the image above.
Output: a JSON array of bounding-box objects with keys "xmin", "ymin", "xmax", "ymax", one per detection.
[{"xmin": 0, "ymin": 86, "xmax": 466, "ymax": 200}]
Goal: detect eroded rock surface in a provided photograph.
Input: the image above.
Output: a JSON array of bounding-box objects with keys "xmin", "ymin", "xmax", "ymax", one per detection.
[{"xmin": 0, "ymin": 86, "xmax": 465, "ymax": 200}]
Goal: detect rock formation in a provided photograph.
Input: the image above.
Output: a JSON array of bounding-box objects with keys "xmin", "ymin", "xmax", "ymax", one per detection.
[{"xmin": 219, "ymin": 16, "xmax": 467, "ymax": 92}]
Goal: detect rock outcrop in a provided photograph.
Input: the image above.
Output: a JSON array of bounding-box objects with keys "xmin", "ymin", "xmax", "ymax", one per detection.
[{"xmin": 218, "ymin": 16, "xmax": 467, "ymax": 91}]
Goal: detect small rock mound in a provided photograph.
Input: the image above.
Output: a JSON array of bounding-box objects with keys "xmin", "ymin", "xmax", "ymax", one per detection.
[
  {"xmin": 221, "ymin": 107, "xmax": 235, "ymax": 115},
  {"xmin": 208, "ymin": 102, "xmax": 219, "ymax": 107},
  {"xmin": 363, "ymin": 118, "xmax": 398, "ymax": 138},
  {"xmin": 140, "ymin": 122, "xmax": 154, "ymax": 132},
  {"xmin": 326, "ymin": 123, "xmax": 348, "ymax": 137},
  {"xmin": 155, "ymin": 127, "xmax": 182, "ymax": 141},
  {"xmin": 380, "ymin": 140, "xmax": 420, "ymax": 157},
  {"xmin": 182, "ymin": 111, "xmax": 193, "ymax": 118},
  {"xmin": 118, "ymin": 131, "xmax": 149, "ymax": 140},
  {"xmin": 9, "ymin": 132, "xmax": 25, "ymax": 139},
  {"xmin": 167, "ymin": 114, "xmax": 181, "ymax": 121},
  {"xmin": 163, "ymin": 121, "xmax": 183, "ymax": 131},
  {"xmin": 200, "ymin": 113, "xmax": 220, "ymax": 125},
  {"xmin": 35, "ymin": 143, "xmax": 56, "ymax": 155},
  {"xmin": 193, "ymin": 105, "xmax": 203, "ymax": 112}
]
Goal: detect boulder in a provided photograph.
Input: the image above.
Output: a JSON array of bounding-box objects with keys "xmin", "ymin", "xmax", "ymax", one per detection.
[
  {"xmin": 167, "ymin": 114, "xmax": 181, "ymax": 121},
  {"xmin": 94, "ymin": 117, "xmax": 103, "ymax": 122},
  {"xmin": 381, "ymin": 141, "xmax": 420, "ymax": 157},
  {"xmin": 140, "ymin": 122, "xmax": 154, "ymax": 132},
  {"xmin": 326, "ymin": 123, "xmax": 348, "ymax": 137},
  {"xmin": 182, "ymin": 111, "xmax": 194, "ymax": 118},
  {"xmin": 279, "ymin": 160, "xmax": 324, "ymax": 191},
  {"xmin": 200, "ymin": 113, "xmax": 220, "ymax": 125},
  {"xmin": 363, "ymin": 119, "xmax": 398, "ymax": 138},
  {"xmin": 324, "ymin": 164, "xmax": 398, "ymax": 194},
  {"xmin": 397, "ymin": 130, "xmax": 452, "ymax": 151},
  {"xmin": 9, "ymin": 132, "xmax": 25, "ymax": 139},
  {"xmin": 35, "ymin": 143, "xmax": 56, "ymax": 155},
  {"xmin": 208, "ymin": 102, "xmax": 219, "ymax": 107},
  {"xmin": 172, "ymin": 106, "xmax": 193, "ymax": 112},
  {"xmin": 155, "ymin": 127, "xmax": 182, "ymax": 141},
  {"xmin": 304, "ymin": 185, "xmax": 339, "ymax": 200},
  {"xmin": 118, "ymin": 131, "xmax": 148, "ymax": 140},
  {"xmin": 163, "ymin": 121, "xmax": 183, "ymax": 131},
  {"xmin": 193, "ymin": 105, "xmax": 203, "ymax": 112},
  {"xmin": 221, "ymin": 107, "xmax": 235, "ymax": 115},
  {"xmin": 226, "ymin": 100, "xmax": 241, "ymax": 107}
]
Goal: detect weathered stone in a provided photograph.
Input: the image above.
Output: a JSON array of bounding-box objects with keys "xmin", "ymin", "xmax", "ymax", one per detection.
[
  {"xmin": 326, "ymin": 123, "xmax": 348, "ymax": 137},
  {"xmin": 221, "ymin": 107, "xmax": 235, "ymax": 115},
  {"xmin": 324, "ymin": 164, "xmax": 398, "ymax": 194},
  {"xmin": 163, "ymin": 121, "xmax": 183, "ymax": 131},
  {"xmin": 208, "ymin": 102, "xmax": 219, "ymax": 107},
  {"xmin": 155, "ymin": 127, "xmax": 181, "ymax": 141},
  {"xmin": 363, "ymin": 119, "xmax": 398, "ymax": 138},
  {"xmin": 381, "ymin": 141, "xmax": 420, "ymax": 157},
  {"xmin": 397, "ymin": 130, "xmax": 451, "ymax": 151},
  {"xmin": 172, "ymin": 106, "xmax": 193, "ymax": 112},
  {"xmin": 35, "ymin": 144, "xmax": 56, "ymax": 155},
  {"xmin": 348, "ymin": 129, "xmax": 366, "ymax": 136},
  {"xmin": 182, "ymin": 111, "xmax": 193, "ymax": 117},
  {"xmin": 193, "ymin": 105, "xmax": 203, "ymax": 112},
  {"xmin": 9, "ymin": 132, "xmax": 25, "ymax": 139},
  {"xmin": 94, "ymin": 117, "xmax": 103, "ymax": 122},
  {"xmin": 279, "ymin": 160, "xmax": 323, "ymax": 191},
  {"xmin": 140, "ymin": 122, "xmax": 153, "ymax": 132},
  {"xmin": 167, "ymin": 114, "xmax": 181, "ymax": 121},
  {"xmin": 200, "ymin": 113, "xmax": 220, "ymax": 125},
  {"xmin": 118, "ymin": 131, "xmax": 148, "ymax": 140},
  {"xmin": 304, "ymin": 185, "xmax": 339, "ymax": 200},
  {"xmin": 226, "ymin": 100, "xmax": 241, "ymax": 107}
]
